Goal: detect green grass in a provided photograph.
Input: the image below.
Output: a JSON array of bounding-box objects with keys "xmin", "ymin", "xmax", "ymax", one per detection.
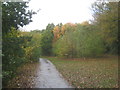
[{"xmin": 44, "ymin": 56, "xmax": 118, "ymax": 88}]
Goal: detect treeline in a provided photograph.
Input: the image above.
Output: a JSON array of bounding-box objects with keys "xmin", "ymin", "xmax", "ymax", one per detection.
[
  {"xmin": 52, "ymin": 23, "xmax": 105, "ymax": 57},
  {"xmin": 40, "ymin": 2, "xmax": 118, "ymax": 57}
]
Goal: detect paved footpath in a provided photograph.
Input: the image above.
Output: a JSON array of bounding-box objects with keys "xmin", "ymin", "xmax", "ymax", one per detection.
[{"xmin": 35, "ymin": 58, "xmax": 74, "ymax": 88}]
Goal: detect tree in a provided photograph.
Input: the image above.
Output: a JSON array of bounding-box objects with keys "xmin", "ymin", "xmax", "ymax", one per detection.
[
  {"xmin": 52, "ymin": 23, "xmax": 76, "ymax": 42},
  {"xmin": 21, "ymin": 31, "xmax": 41, "ymax": 62},
  {"xmin": 75, "ymin": 24, "xmax": 105, "ymax": 57},
  {"xmin": 53, "ymin": 29, "xmax": 74, "ymax": 57},
  {"xmin": 53, "ymin": 26, "xmax": 61, "ymax": 41},
  {"xmin": 2, "ymin": 2, "xmax": 36, "ymax": 34},
  {"xmin": 2, "ymin": 1, "xmax": 36, "ymax": 87},
  {"xmin": 2, "ymin": 28, "xmax": 32, "ymax": 87},
  {"xmin": 46, "ymin": 23, "xmax": 55, "ymax": 30},
  {"xmin": 81, "ymin": 21, "xmax": 90, "ymax": 26},
  {"xmin": 91, "ymin": 2, "xmax": 118, "ymax": 54},
  {"xmin": 40, "ymin": 23, "xmax": 55, "ymax": 56}
]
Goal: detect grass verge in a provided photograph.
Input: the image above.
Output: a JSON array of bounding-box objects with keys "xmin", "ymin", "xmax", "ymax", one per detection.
[{"xmin": 44, "ymin": 56, "xmax": 118, "ymax": 88}]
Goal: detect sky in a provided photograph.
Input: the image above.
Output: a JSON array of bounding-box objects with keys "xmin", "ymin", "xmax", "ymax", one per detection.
[{"xmin": 20, "ymin": 0, "xmax": 96, "ymax": 31}]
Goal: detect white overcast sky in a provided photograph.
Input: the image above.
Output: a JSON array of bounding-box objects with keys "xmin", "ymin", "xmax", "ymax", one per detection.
[{"xmin": 20, "ymin": 0, "xmax": 96, "ymax": 31}]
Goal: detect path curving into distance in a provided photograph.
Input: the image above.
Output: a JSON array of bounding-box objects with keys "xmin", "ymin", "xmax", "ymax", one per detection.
[{"xmin": 35, "ymin": 58, "xmax": 73, "ymax": 88}]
